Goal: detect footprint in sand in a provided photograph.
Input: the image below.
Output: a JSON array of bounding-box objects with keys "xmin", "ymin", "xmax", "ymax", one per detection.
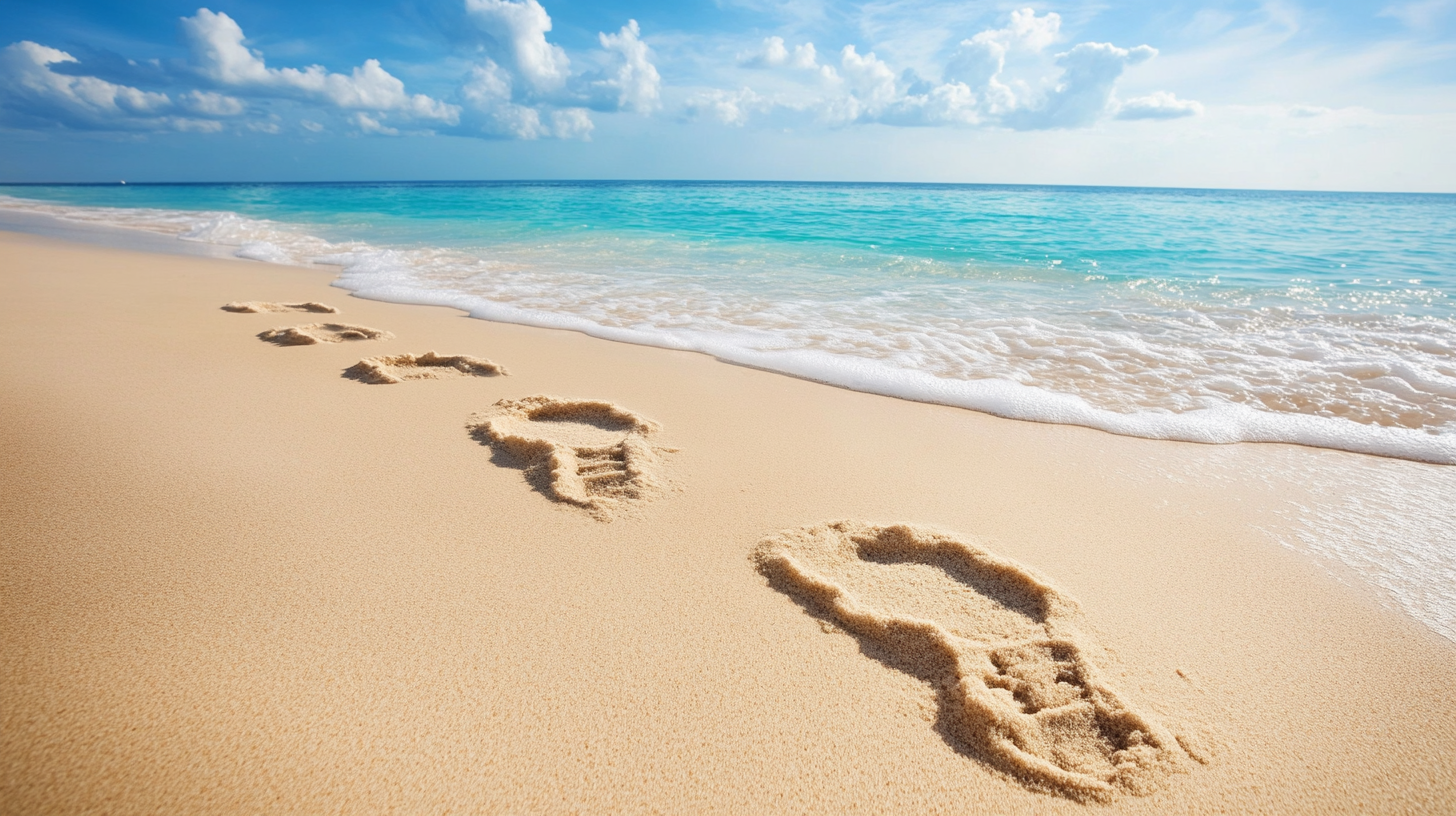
[
  {"xmin": 258, "ymin": 323, "xmax": 393, "ymax": 346},
  {"xmin": 753, "ymin": 521, "xmax": 1186, "ymax": 802},
  {"xmin": 223, "ymin": 301, "xmax": 338, "ymax": 313},
  {"xmin": 345, "ymin": 352, "xmax": 508, "ymax": 384},
  {"xmin": 468, "ymin": 395, "xmax": 671, "ymax": 520}
]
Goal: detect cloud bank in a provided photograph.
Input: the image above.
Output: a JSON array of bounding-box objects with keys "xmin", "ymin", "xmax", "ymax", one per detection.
[
  {"xmin": 0, "ymin": 41, "xmax": 220, "ymax": 132},
  {"xmin": 0, "ymin": 3, "xmax": 1193, "ymax": 141},
  {"xmin": 692, "ymin": 8, "xmax": 1199, "ymax": 131},
  {"xmin": 0, "ymin": 2, "xmax": 660, "ymax": 140},
  {"xmin": 181, "ymin": 9, "xmax": 459, "ymax": 124}
]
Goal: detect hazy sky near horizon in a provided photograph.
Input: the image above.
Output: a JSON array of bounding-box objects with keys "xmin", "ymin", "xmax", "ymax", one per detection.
[{"xmin": 1, "ymin": 0, "xmax": 1453, "ymax": 191}]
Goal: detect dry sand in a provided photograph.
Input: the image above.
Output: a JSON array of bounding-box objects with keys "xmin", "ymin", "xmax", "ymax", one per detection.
[{"xmin": 2, "ymin": 229, "xmax": 1454, "ymax": 814}]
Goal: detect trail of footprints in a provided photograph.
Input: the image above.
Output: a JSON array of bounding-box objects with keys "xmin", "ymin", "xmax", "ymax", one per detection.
[{"xmin": 225, "ymin": 300, "xmax": 1193, "ymax": 800}]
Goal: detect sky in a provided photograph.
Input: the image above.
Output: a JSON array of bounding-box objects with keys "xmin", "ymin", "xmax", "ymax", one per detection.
[{"xmin": 0, "ymin": 0, "xmax": 1453, "ymax": 191}]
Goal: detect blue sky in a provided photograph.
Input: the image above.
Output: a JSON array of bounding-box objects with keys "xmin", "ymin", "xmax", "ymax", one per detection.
[{"xmin": 1, "ymin": 0, "xmax": 1453, "ymax": 190}]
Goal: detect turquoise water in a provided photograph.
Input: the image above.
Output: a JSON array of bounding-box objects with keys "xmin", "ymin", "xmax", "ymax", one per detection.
[{"xmin": 3, "ymin": 181, "xmax": 1455, "ymax": 462}]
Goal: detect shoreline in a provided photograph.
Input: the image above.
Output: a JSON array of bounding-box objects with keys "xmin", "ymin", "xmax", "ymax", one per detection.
[
  {"xmin": 4, "ymin": 196, "xmax": 1454, "ymax": 466},
  {"xmin": 2, "ymin": 229, "xmax": 1454, "ymax": 813}
]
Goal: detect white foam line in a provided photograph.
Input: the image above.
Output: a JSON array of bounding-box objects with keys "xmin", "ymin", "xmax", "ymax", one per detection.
[{"xmin": 332, "ymin": 273, "xmax": 1456, "ymax": 466}]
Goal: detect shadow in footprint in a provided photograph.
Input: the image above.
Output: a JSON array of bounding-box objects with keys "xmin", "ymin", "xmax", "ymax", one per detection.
[
  {"xmin": 469, "ymin": 428, "xmax": 562, "ymax": 500},
  {"xmin": 753, "ymin": 521, "xmax": 1186, "ymax": 803}
]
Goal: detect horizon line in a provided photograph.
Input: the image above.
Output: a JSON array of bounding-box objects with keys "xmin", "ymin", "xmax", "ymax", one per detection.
[{"xmin": 1, "ymin": 178, "xmax": 1453, "ymax": 197}]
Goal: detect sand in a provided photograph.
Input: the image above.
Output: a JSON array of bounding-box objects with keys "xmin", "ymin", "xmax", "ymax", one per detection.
[{"xmin": 1, "ymin": 229, "xmax": 1454, "ymax": 814}]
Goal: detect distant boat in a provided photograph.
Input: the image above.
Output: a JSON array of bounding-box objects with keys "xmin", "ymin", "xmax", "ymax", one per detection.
[{"xmin": 119, "ymin": 180, "xmax": 126, "ymax": 185}]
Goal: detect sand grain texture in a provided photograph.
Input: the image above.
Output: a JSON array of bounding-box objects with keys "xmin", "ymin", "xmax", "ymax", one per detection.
[{"xmin": 2, "ymin": 230, "xmax": 1454, "ymax": 815}]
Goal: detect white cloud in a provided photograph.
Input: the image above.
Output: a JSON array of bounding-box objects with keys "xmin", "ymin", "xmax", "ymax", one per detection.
[
  {"xmin": 455, "ymin": 2, "xmax": 661, "ymax": 138},
  {"xmin": 0, "ymin": 40, "xmax": 221, "ymax": 132},
  {"xmin": 464, "ymin": 0, "xmax": 570, "ymax": 95},
  {"xmin": 817, "ymin": 45, "xmax": 899, "ymax": 122},
  {"xmin": 548, "ymin": 107, "xmax": 594, "ymax": 139},
  {"xmin": 459, "ymin": 59, "xmax": 592, "ymax": 139},
  {"xmin": 694, "ymin": 8, "xmax": 1196, "ymax": 133},
  {"xmin": 975, "ymin": 7, "xmax": 1063, "ymax": 53},
  {"xmin": 1, "ymin": 42, "xmax": 169, "ymax": 115},
  {"xmin": 179, "ymin": 89, "xmax": 243, "ymax": 116},
  {"xmin": 1117, "ymin": 91, "xmax": 1203, "ymax": 120},
  {"xmin": 596, "ymin": 20, "xmax": 661, "ymax": 114},
  {"xmin": 1008, "ymin": 42, "xmax": 1158, "ymax": 129},
  {"xmin": 686, "ymin": 87, "xmax": 771, "ymax": 126},
  {"xmin": 351, "ymin": 112, "xmax": 399, "ymax": 135},
  {"xmin": 883, "ymin": 81, "xmax": 982, "ymax": 126},
  {"xmin": 740, "ymin": 37, "xmax": 819, "ymax": 69},
  {"xmin": 181, "ymin": 8, "xmax": 458, "ymax": 124},
  {"xmin": 1, "ymin": 4, "xmax": 658, "ymax": 142}
]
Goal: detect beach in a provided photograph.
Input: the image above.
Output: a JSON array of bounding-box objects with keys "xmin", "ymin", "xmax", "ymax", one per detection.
[{"xmin": 2, "ymin": 227, "xmax": 1455, "ymax": 812}]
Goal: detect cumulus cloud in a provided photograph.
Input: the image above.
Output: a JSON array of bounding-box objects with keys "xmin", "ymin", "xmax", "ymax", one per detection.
[
  {"xmin": 594, "ymin": 21, "xmax": 661, "ymax": 114},
  {"xmin": 464, "ymin": 0, "xmax": 570, "ymax": 95},
  {"xmin": 181, "ymin": 8, "xmax": 458, "ymax": 124},
  {"xmin": 833, "ymin": 46, "xmax": 898, "ymax": 118},
  {"xmin": 0, "ymin": 2, "xmax": 659, "ymax": 141},
  {"xmin": 457, "ymin": 1, "xmax": 661, "ymax": 138},
  {"xmin": 695, "ymin": 7, "xmax": 1196, "ymax": 133},
  {"xmin": 1007, "ymin": 42, "xmax": 1157, "ymax": 129},
  {"xmin": 458, "ymin": 58, "xmax": 592, "ymax": 138},
  {"xmin": 1116, "ymin": 90, "xmax": 1203, "ymax": 120},
  {"xmin": 350, "ymin": 112, "xmax": 398, "ymax": 135},
  {"xmin": 0, "ymin": 41, "xmax": 213, "ymax": 131},
  {"xmin": 685, "ymin": 87, "xmax": 771, "ymax": 126},
  {"xmin": 179, "ymin": 89, "xmax": 244, "ymax": 116},
  {"xmin": 740, "ymin": 37, "xmax": 819, "ymax": 69},
  {"xmin": 974, "ymin": 6, "xmax": 1063, "ymax": 53}
]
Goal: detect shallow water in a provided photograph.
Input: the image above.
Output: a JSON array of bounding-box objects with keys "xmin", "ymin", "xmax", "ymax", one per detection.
[{"xmin": 3, "ymin": 181, "xmax": 1454, "ymax": 463}]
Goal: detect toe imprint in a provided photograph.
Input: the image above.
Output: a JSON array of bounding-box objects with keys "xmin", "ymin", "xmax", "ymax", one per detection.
[
  {"xmin": 468, "ymin": 395, "xmax": 670, "ymax": 520},
  {"xmin": 753, "ymin": 520, "xmax": 1185, "ymax": 802},
  {"xmin": 258, "ymin": 323, "xmax": 393, "ymax": 346},
  {"xmin": 346, "ymin": 352, "xmax": 507, "ymax": 384},
  {"xmin": 223, "ymin": 301, "xmax": 338, "ymax": 313}
]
